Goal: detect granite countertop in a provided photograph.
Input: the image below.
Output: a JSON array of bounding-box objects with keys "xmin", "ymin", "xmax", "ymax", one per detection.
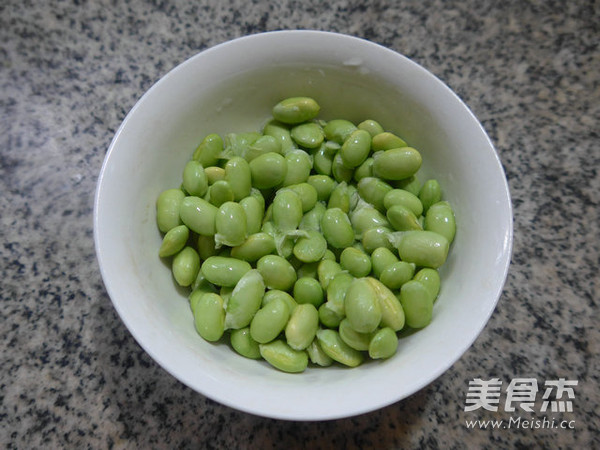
[{"xmin": 2, "ymin": 0, "xmax": 598, "ymax": 448}]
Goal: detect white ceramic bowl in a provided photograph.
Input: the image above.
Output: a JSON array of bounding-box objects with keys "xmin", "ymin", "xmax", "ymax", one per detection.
[{"xmin": 94, "ymin": 30, "xmax": 512, "ymax": 420}]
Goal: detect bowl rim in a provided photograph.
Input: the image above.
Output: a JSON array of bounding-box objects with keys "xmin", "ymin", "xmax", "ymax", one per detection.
[{"xmin": 94, "ymin": 29, "xmax": 513, "ymax": 420}]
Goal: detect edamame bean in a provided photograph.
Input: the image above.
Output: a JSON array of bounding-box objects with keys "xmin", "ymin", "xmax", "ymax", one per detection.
[
  {"xmin": 193, "ymin": 133, "xmax": 223, "ymax": 167},
  {"xmin": 370, "ymin": 247, "xmax": 399, "ymax": 278},
  {"xmin": 357, "ymin": 177, "xmax": 393, "ymax": 212},
  {"xmin": 413, "ymin": 268, "xmax": 441, "ymax": 302},
  {"xmin": 230, "ymin": 327, "xmax": 261, "ymax": 359},
  {"xmin": 224, "ymin": 269, "xmax": 265, "ymax": 329},
  {"xmin": 379, "ymin": 261, "xmax": 415, "ymax": 290},
  {"xmin": 313, "ymin": 144, "xmax": 334, "ymax": 175},
  {"xmin": 284, "ymin": 183, "xmax": 318, "ymax": 213},
  {"xmin": 224, "ymin": 132, "xmax": 261, "ymax": 158},
  {"xmin": 297, "ymin": 261, "xmax": 319, "ymax": 279},
  {"xmin": 230, "ymin": 232, "xmax": 276, "ymax": 262},
  {"xmin": 205, "ymin": 166, "xmax": 226, "ymax": 185},
  {"xmin": 353, "ymin": 157, "xmax": 374, "ymax": 181},
  {"xmin": 393, "ymin": 175, "xmax": 421, "ymax": 196},
  {"xmin": 272, "ymin": 97, "xmax": 320, "ymax": 125},
  {"xmin": 215, "ymin": 201, "xmax": 247, "ymax": 247},
  {"xmin": 197, "ymin": 234, "xmax": 217, "ymax": 260},
  {"xmin": 344, "ymin": 277, "xmax": 382, "ymax": 333},
  {"xmin": 224, "ymin": 157, "xmax": 252, "ymax": 201},
  {"xmin": 350, "ymin": 202, "xmax": 389, "ymax": 235},
  {"xmin": 419, "ymin": 179, "xmax": 442, "ymax": 213},
  {"xmin": 328, "ymin": 181, "xmax": 352, "ymax": 213},
  {"xmin": 318, "ymin": 302, "xmax": 344, "ymax": 328},
  {"xmin": 246, "ymin": 135, "xmax": 282, "ymax": 162},
  {"xmin": 273, "ymin": 189, "xmax": 303, "ymax": 232},
  {"xmin": 371, "ymin": 132, "xmax": 407, "ymax": 151},
  {"xmin": 183, "ymin": 160, "xmax": 208, "ymax": 197},
  {"xmin": 208, "ymin": 180, "xmax": 235, "ymax": 207},
  {"xmin": 366, "ymin": 277, "xmax": 405, "ymax": 331},
  {"xmin": 306, "ymin": 339, "xmax": 333, "ymax": 366},
  {"xmin": 193, "ymin": 293, "xmax": 225, "ymax": 342},
  {"xmin": 317, "ymin": 259, "xmax": 343, "ymax": 290},
  {"xmin": 362, "ymin": 227, "xmax": 394, "ymax": 253},
  {"xmin": 189, "ymin": 278, "xmax": 216, "ymax": 315},
  {"xmin": 262, "ymin": 120, "xmax": 295, "ymax": 154},
  {"xmin": 340, "ymin": 247, "xmax": 372, "ymax": 278},
  {"xmin": 159, "ymin": 225, "xmax": 189, "ymax": 258},
  {"xmin": 387, "ymin": 204, "xmax": 423, "ymax": 231},
  {"xmin": 293, "ymin": 277, "xmax": 324, "ymax": 308},
  {"xmin": 262, "ymin": 289, "xmax": 297, "ymax": 313},
  {"xmin": 179, "ymin": 196, "xmax": 218, "ymax": 236},
  {"xmin": 285, "ymin": 303, "xmax": 319, "ymax": 350},
  {"xmin": 249, "ymin": 152, "xmax": 288, "ymax": 189},
  {"xmin": 239, "ymin": 195, "xmax": 264, "ymax": 235},
  {"xmin": 331, "ymin": 152, "xmax": 354, "ymax": 183},
  {"xmin": 259, "ymin": 339, "xmax": 308, "ymax": 373},
  {"xmin": 326, "ymin": 271, "xmax": 354, "ymax": 316},
  {"xmin": 399, "ymin": 280, "xmax": 433, "ymax": 328},
  {"xmin": 172, "ymin": 246, "xmax": 200, "ymax": 287},
  {"xmin": 321, "ymin": 207, "xmax": 355, "ymax": 249},
  {"xmin": 307, "ymin": 175, "xmax": 336, "ymax": 202},
  {"xmin": 290, "ymin": 122, "xmax": 324, "ymax": 149},
  {"xmin": 293, "ymin": 230, "xmax": 328, "ymax": 262},
  {"xmin": 250, "ymin": 297, "xmax": 291, "ymax": 344},
  {"xmin": 323, "ymin": 119, "xmax": 357, "ymax": 144},
  {"xmin": 339, "ymin": 318, "xmax": 373, "ymax": 351},
  {"xmin": 201, "ymin": 256, "xmax": 252, "ymax": 287},
  {"xmin": 340, "ymin": 129, "xmax": 371, "ymax": 168},
  {"xmin": 368, "ymin": 327, "xmax": 398, "ymax": 359},
  {"xmin": 156, "ymin": 188, "xmax": 185, "ymax": 233},
  {"xmin": 316, "ymin": 329, "xmax": 364, "ymax": 367},
  {"xmin": 299, "ymin": 201, "xmax": 326, "ymax": 231},
  {"xmin": 424, "ymin": 201, "xmax": 456, "ymax": 243},
  {"xmin": 391, "ymin": 230, "xmax": 449, "ymax": 269},
  {"xmin": 372, "ymin": 147, "xmax": 422, "ymax": 181},
  {"xmin": 357, "ymin": 119, "xmax": 384, "ymax": 137},
  {"xmin": 282, "ymin": 149, "xmax": 313, "ymax": 186},
  {"xmin": 257, "ymin": 254, "xmax": 297, "ymax": 291},
  {"xmin": 383, "ymin": 189, "xmax": 424, "ymax": 217}
]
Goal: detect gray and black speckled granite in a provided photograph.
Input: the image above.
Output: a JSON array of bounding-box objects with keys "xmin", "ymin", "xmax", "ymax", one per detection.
[{"xmin": 1, "ymin": 0, "xmax": 598, "ymax": 448}]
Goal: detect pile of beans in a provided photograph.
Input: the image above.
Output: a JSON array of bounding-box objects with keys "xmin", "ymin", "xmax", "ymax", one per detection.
[{"xmin": 156, "ymin": 97, "xmax": 456, "ymax": 373}]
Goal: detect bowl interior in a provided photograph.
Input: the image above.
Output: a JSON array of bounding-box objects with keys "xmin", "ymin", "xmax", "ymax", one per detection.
[{"xmin": 94, "ymin": 31, "xmax": 512, "ymax": 420}]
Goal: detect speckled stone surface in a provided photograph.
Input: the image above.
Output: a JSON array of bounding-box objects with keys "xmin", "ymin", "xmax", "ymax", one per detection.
[{"xmin": 1, "ymin": 0, "xmax": 598, "ymax": 448}]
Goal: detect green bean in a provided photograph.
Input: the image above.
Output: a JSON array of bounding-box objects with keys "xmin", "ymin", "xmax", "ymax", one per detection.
[
  {"xmin": 201, "ymin": 256, "xmax": 252, "ymax": 287},
  {"xmin": 282, "ymin": 149, "xmax": 313, "ymax": 186},
  {"xmin": 293, "ymin": 230, "xmax": 328, "ymax": 263},
  {"xmin": 272, "ymin": 97, "xmax": 320, "ymax": 124},
  {"xmin": 285, "ymin": 303, "xmax": 319, "ymax": 350},
  {"xmin": 386, "ymin": 204, "xmax": 423, "ymax": 231},
  {"xmin": 259, "ymin": 339, "xmax": 308, "ymax": 373},
  {"xmin": 159, "ymin": 225, "xmax": 189, "ymax": 258},
  {"xmin": 215, "ymin": 201, "xmax": 247, "ymax": 247},
  {"xmin": 344, "ymin": 277, "xmax": 382, "ymax": 333},
  {"xmin": 290, "ymin": 122, "xmax": 324, "ymax": 149},
  {"xmin": 193, "ymin": 133, "xmax": 223, "ymax": 167},
  {"xmin": 321, "ymin": 207, "xmax": 355, "ymax": 249},
  {"xmin": 340, "ymin": 247, "xmax": 372, "ymax": 278},
  {"xmin": 390, "ymin": 230, "xmax": 449, "ymax": 269},
  {"xmin": 316, "ymin": 329, "xmax": 364, "ymax": 367},
  {"xmin": 340, "ymin": 129, "xmax": 371, "ymax": 168},
  {"xmin": 256, "ymin": 254, "xmax": 297, "ymax": 291},
  {"xmin": 368, "ymin": 327, "xmax": 398, "ymax": 359},
  {"xmin": 182, "ymin": 160, "xmax": 208, "ymax": 197},
  {"xmin": 172, "ymin": 246, "xmax": 200, "ymax": 287},
  {"xmin": 250, "ymin": 296, "xmax": 291, "ymax": 344},
  {"xmin": 230, "ymin": 232, "xmax": 276, "ymax": 262},
  {"xmin": 224, "ymin": 157, "xmax": 252, "ymax": 201},
  {"xmin": 249, "ymin": 152, "xmax": 288, "ymax": 189},
  {"xmin": 224, "ymin": 269, "xmax": 265, "ymax": 329},
  {"xmin": 398, "ymin": 280, "xmax": 433, "ymax": 328},
  {"xmin": 156, "ymin": 188, "xmax": 185, "ymax": 233},
  {"xmin": 424, "ymin": 201, "xmax": 456, "ymax": 243},
  {"xmin": 413, "ymin": 268, "xmax": 441, "ymax": 302},
  {"xmin": 307, "ymin": 175, "xmax": 336, "ymax": 202},
  {"xmin": 230, "ymin": 327, "xmax": 261, "ymax": 359},
  {"xmin": 371, "ymin": 131, "xmax": 407, "ymax": 151},
  {"xmin": 357, "ymin": 119, "xmax": 385, "ymax": 137},
  {"xmin": 372, "ymin": 147, "xmax": 422, "ymax": 181},
  {"xmin": 293, "ymin": 277, "xmax": 325, "ymax": 308},
  {"xmin": 273, "ymin": 189, "xmax": 303, "ymax": 232},
  {"xmin": 419, "ymin": 179, "xmax": 442, "ymax": 213},
  {"xmin": 193, "ymin": 293, "xmax": 225, "ymax": 342},
  {"xmin": 208, "ymin": 180, "xmax": 235, "ymax": 207},
  {"xmin": 383, "ymin": 189, "xmax": 423, "ymax": 217}
]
